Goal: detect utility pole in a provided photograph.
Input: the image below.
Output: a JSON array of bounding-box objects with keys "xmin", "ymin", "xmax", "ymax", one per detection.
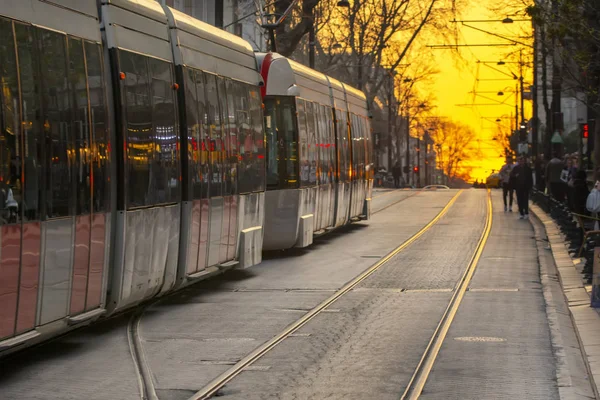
[
  {"xmin": 387, "ymin": 77, "xmax": 393, "ymax": 170},
  {"xmin": 424, "ymin": 131, "xmax": 429, "ymax": 186},
  {"xmin": 308, "ymin": 20, "xmax": 315, "ymax": 68},
  {"xmin": 416, "ymin": 137, "xmax": 421, "ymax": 187},
  {"xmin": 405, "ymin": 105, "xmax": 411, "ymax": 186}
]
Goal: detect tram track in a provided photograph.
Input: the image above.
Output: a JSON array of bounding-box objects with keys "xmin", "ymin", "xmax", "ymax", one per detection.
[
  {"xmin": 127, "ymin": 188, "xmax": 450, "ymax": 400},
  {"xmin": 401, "ymin": 189, "xmax": 493, "ymax": 399},
  {"xmin": 185, "ymin": 190, "xmax": 464, "ymax": 400}
]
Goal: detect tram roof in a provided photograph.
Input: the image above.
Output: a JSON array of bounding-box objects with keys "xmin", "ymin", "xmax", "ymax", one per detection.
[
  {"xmin": 101, "ymin": 0, "xmax": 173, "ymax": 62},
  {"xmin": 164, "ymin": 7, "xmax": 261, "ymax": 85},
  {"xmin": 0, "ymin": 0, "xmax": 100, "ymax": 42},
  {"xmin": 258, "ymin": 53, "xmax": 331, "ymax": 106},
  {"xmin": 342, "ymin": 83, "xmax": 369, "ymax": 117}
]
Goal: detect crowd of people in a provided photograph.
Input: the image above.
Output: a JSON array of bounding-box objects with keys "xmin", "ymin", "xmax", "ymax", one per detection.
[{"xmin": 499, "ymin": 152, "xmax": 590, "ymax": 219}]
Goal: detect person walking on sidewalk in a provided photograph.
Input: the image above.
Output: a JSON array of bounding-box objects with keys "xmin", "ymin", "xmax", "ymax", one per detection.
[
  {"xmin": 392, "ymin": 162, "xmax": 402, "ymax": 188},
  {"xmin": 546, "ymin": 152, "xmax": 565, "ymax": 201},
  {"xmin": 499, "ymin": 157, "xmax": 514, "ymax": 212},
  {"xmin": 510, "ymin": 155, "xmax": 534, "ymax": 219}
]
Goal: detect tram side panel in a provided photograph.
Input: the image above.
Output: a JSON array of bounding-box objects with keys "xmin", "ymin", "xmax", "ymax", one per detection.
[
  {"xmin": 163, "ymin": 5, "xmax": 265, "ymax": 274},
  {"xmin": 101, "ymin": 0, "xmax": 181, "ymax": 313},
  {"xmin": 0, "ymin": 0, "xmax": 112, "ymax": 352}
]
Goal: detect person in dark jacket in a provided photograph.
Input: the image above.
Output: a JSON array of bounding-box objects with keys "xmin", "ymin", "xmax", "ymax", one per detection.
[
  {"xmin": 571, "ymin": 169, "xmax": 590, "ymax": 215},
  {"xmin": 510, "ymin": 155, "xmax": 534, "ymax": 219}
]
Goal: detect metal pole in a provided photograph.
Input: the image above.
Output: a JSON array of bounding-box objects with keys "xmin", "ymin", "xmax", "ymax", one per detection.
[
  {"xmin": 405, "ymin": 106, "xmax": 410, "ymax": 185},
  {"xmin": 309, "ymin": 19, "xmax": 315, "ymax": 69},
  {"xmin": 520, "ymin": 50, "xmax": 525, "ymax": 124},
  {"xmin": 416, "ymin": 137, "xmax": 421, "ymax": 187},
  {"xmin": 532, "ymin": 20, "xmax": 539, "ymax": 174},
  {"xmin": 424, "ymin": 137, "xmax": 428, "ymax": 186},
  {"xmin": 387, "ymin": 79, "xmax": 393, "ymax": 170}
]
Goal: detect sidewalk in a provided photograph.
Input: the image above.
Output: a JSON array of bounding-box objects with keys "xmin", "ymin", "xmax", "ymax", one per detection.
[{"xmin": 530, "ymin": 201, "xmax": 600, "ymax": 400}]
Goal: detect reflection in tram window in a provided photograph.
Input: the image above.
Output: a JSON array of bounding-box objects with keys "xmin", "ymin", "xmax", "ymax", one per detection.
[
  {"xmin": 69, "ymin": 38, "xmax": 91, "ymax": 216},
  {"xmin": 39, "ymin": 29, "xmax": 71, "ymax": 219},
  {"xmin": 264, "ymin": 100, "xmax": 278, "ymax": 189},
  {"xmin": 263, "ymin": 97, "xmax": 298, "ymax": 190},
  {"xmin": 0, "ymin": 18, "xmax": 21, "ymax": 225},
  {"xmin": 85, "ymin": 41, "xmax": 109, "ymax": 213},
  {"xmin": 120, "ymin": 50, "xmax": 179, "ymax": 208},
  {"xmin": 120, "ymin": 50, "xmax": 152, "ymax": 208},
  {"xmin": 184, "ymin": 67, "xmax": 201, "ymax": 200},
  {"xmin": 15, "ymin": 23, "xmax": 41, "ymax": 222},
  {"xmin": 248, "ymin": 86, "xmax": 265, "ymax": 192},
  {"xmin": 224, "ymin": 79, "xmax": 239, "ymax": 196},
  {"xmin": 217, "ymin": 77, "xmax": 232, "ymax": 195},
  {"xmin": 205, "ymin": 73, "xmax": 223, "ymax": 198},
  {"xmin": 235, "ymin": 83, "xmax": 253, "ymax": 194},
  {"xmin": 305, "ymin": 101, "xmax": 317, "ymax": 186},
  {"xmin": 149, "ymin": 57, "xmax": 179, "ymax": 205},
  {"xmin": 297, "ymin": 99, "xmax": 310, "ymax": 187}
]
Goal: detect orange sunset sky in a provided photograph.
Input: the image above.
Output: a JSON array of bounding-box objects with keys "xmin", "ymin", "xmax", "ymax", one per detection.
[{"xmin": 413, "ymin": 0, "xmax": 533, "ymax": 182}]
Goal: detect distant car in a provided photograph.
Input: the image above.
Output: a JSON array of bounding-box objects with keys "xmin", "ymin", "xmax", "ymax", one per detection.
[
  {"xmin": 423, "ymin": 185, "xmax": 450, "ymax": 190},
  {"xmin": 485, "ymin": 173, "xmax": 501, "ymax": 188}
]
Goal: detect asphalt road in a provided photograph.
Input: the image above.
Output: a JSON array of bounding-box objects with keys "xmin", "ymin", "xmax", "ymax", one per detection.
[{"xmin": 0, "ymin": 190, "xmax": 569, "ymax": 399}]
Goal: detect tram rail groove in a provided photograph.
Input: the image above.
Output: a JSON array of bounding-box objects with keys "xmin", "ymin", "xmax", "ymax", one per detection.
[
  {"xmin": 187, "ymin": 190, "xmax": 464, "ymax": 400},
  {"xmin": 400, "ymin": 189, "xmax": 493, "ymax": 400},
  {"xmin": 128, "ymin": 306, "xmax": 159, "ymax": 400},
  {"xmin": 126, "ymin": 188, "xmax": 428, "ymax": 400}
]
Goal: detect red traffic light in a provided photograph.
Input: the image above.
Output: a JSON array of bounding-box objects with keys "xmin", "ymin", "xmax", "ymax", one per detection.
[
  {"xmin": 413, "ymin": 166, "xmax": 419, "ymax": 173},
  {"xmin": 583, "ymin": 123, "xmax": 589, "ymax": 138}
]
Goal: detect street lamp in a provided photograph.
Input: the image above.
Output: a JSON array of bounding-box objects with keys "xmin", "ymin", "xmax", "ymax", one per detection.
[
  {"xmin": 337, "ymin": 0, "xmax": 350, "ymax": 7},
  {"xmin": 502, "ymin": 17, "xmax": 514, "ymax": 24}
]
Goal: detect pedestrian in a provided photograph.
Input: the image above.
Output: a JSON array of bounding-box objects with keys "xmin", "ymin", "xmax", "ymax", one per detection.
[
  {"xmin": 545, "ymin": 152, "xmax": 565, "ymax": 201},
  {"xmin": 392, "ymin": 162, "xmax": 402, "ymax": 188},
  {"xmin": 510, "ymin": 155, "xmax": 534, "ymax": 219},
  {"xmin": 571, "ymin": 169, "xmax": 590, "ymax": 215},
  {"xmin": 499, "ymin": 157, "xmax": 514, "ymax": 212}
]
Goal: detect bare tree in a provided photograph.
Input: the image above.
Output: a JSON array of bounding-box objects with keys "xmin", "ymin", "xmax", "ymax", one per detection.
[{"xmin": 429, "ymin": 119, "xmax": 477, "ymax": 180}]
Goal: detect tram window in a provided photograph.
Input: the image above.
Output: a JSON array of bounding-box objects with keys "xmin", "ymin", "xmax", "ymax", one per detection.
[
  {"xmin": 264, "ymin": 98, "xmax": 278, "ymax": 189},
  {"xmin": 297, "ymin": 99, "xmax": 310, "ymax": 187},
  {"xmin": 184, "ymin": 68, "xmax": 201, "ymax": 200},
  {"xmin": 39, "ymin": 29, "xmax": 71, "ymax": 219},
  {"xmin": 195, "ymin": 71, "xmax": 210, "ymax": 199},
  {"xmin": 248, "ymin": 86, "xmax": 265, "ymax": 192},
  {"xmin": 15, "ymin": 23, "xmax": 42, "ymax": 222},
  {"xmin": 314, "ymin": 103, "xmax": 324, "ymax": 185},
  {"xmin": 216, "ymin": 77, "xmax": 230, "ymax": 195},
  {"xmin": 336, "ymin": 109, "xmax": 348, "ymax": 182},
  {"xmin": 120, "ymin": 50, "xmax": 152, "ymax": 208},
  {"xmin": 85, "ymin": 41, "xmax": 109, "ymax": 213},
  {"xmin": 235, "ymin": 82, "xmax": 252, "ymax": 194},
  {"xmin": 204, "ymin": 74, "xmax": 223, "ymax": 197},
  {"xmin": 224, "ymin": 79, "xmax": 239, "ymax": 196},
  {"xmin": 69, "ymin": 38, "xmax": 91, "ymax": 215},
  {"xmin": 324, "ymin": 105, "xmax": 334, "ymax": 184},
  {"xmin": 148, "ymin": 57, "xmax": 179, "ymax": 205},
  {"xmin": 305, "ymin": 101, "xmax": 317, "ymax": 186},
  {"xmin": 0, "ymin": 19, "xmax": 21, "ymax": 226}
]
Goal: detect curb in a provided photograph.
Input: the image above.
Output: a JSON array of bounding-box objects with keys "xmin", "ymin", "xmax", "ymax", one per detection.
[{"xmin": 530, "ymin": 203, "xmax": 600, "ymax": 400}]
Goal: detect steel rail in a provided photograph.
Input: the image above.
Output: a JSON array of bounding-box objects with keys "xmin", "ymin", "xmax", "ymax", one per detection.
[
  {"xmin": 401, "ymin": 189, "xmax": 493, "ymax": 400},
  {"xmin": 187, "ymin": 190, "xmax": 464, "ymax": 400}
]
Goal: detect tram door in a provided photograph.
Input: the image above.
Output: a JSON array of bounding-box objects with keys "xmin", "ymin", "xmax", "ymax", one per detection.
[{"xmin": 68, "ymin": 39, "xmax": 108, "ymax": 316}]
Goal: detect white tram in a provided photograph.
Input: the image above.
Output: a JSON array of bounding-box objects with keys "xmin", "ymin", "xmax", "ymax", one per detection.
[
  {"xmin": 258, "ymin": 53, "xmax": 373, "ymax": 250},
  {"xmin": 0, "ymin": 0, "xmax": 371, "ymax": 355}
]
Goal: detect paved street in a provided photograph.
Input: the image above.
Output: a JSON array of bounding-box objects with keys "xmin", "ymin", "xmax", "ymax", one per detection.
[{"xmin": 0, "ymin": 189, "xmax": 593, "ymax": 400}]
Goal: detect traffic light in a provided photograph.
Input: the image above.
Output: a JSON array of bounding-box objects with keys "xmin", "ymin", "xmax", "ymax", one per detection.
[
  {"xmin": 413, "ymin": 166, "xmax": 419, "ymax": 173},
  {"xmin": 583, "ymin": 123, "xmax": 589, "ymax": 139}
]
